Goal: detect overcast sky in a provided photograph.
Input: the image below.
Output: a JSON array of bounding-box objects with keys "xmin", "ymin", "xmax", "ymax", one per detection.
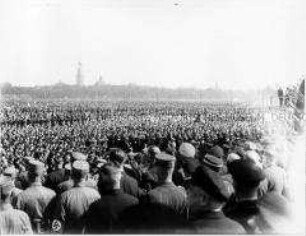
[{"xmin": 0, "ymin": 0, "xmax": 305, "ymax": 89}]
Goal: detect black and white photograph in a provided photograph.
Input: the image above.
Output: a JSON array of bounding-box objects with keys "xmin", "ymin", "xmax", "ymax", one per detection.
[{"xmin": 0, "ymin": 0, "xmax": 305, "ymax": 234}]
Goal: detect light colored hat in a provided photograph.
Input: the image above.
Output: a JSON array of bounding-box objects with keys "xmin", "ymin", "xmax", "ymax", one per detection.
[
  {"xmin": 28, "ymin": 160, "xmax": 45, "ymax": 175},
  {"xmin": 179, "ymin": 143, "xmax": 195, "ymax": 158},
  {"xmin": 72, "ymin": 152, "xmax": 88, "ymax": 162},
  {"xmin": 227, "ymin": 153, "xmax": 241, "ymax": 163},
  {"xmin": 245, "ymin": 150, "xmax": 262, "ymax": 168},
  {"xmin": 72, "ymin": 161, "xmax": 90, "ymax": 173},
  {"xmin": 4, "ymin": 166, "xmax": 17, "ymax": 178}
]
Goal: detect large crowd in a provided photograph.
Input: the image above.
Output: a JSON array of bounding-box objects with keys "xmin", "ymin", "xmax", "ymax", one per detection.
[{"xmin": 0, "ymin": 99, "xmax": 301, "ymax": 234}]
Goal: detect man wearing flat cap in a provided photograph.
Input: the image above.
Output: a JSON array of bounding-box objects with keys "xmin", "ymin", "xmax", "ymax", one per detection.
[
  {"xmin": 52, "ymin": 160, "xmax": 100, "ymax": 234},
  {"xmin": 188, "ymin": 166, "xmax": 245, "ymax": 234},
  {"xmin": 0, "ymin": 177, "xmax": 33, "ymax": 234},
  {"xmin": 223, "ymin": 158, "xmax": 269, "ymax": 233},
  {"xmin": 14, "ymin": 160, "xmax": 56, "ymax": 233}
]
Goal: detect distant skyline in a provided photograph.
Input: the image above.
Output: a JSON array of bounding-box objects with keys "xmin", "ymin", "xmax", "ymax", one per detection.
[{"xmin": 0, "ymin": 0, "xmax": 305, "ymax": 90}]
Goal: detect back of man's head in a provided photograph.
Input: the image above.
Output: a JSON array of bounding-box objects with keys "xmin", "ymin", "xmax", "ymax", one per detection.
[
  {"xmin": 228, "ymin": 158, "xmax": 265, "ymax": 193},
  {"xmin": 71, "ymin": 161, "xmax": 90, "ymax": 182},
  {"xmin": 98, "ymin": 164, "xmax": 122, "ymax": 194},
  {"xmin": 108, "ymin": 148, "xmax": 127, "ymax": 168},
  {"xmin": 0, "ymin": 177, "xmax": 14, "ymax": 202}
]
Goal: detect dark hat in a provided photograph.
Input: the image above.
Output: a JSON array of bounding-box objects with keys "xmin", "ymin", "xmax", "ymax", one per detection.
[
  {"xmin": 155, "ymin": 153, "xmax": 176, "ymax": 169},
  {"xmin": 109, "ymin": 148, "xmax": 128, "ymax": 166},
  {"xmin": 208, "ymin": 145, "xmax": 224, "ymax": 159},
  {"xmin": 72, "ymin": 152, "xmax": 88, "ymax": 162},
  {"xmin": 28, "ymin": 160, "xmax": 45, "ymax": 175},
  {"xmin": 202, "ymin": 153, "xmax": 223, "ymax": 169},
  {"xmin": 191, "ymin": 166, "xmax": 231, "ymax": 202},
  {"xmin": 228, "ymin": 159, "xmax": 265, "ymax": 187},
  {"xmin": 100, "ymin": 164, "xmax": 122, "ymax": 176}
]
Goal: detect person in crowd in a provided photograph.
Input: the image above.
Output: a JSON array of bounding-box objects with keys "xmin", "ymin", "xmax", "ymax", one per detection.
[
  {"xmin": 108, "ymin": 148, "xmax": 144, "ymax": 199},
  {"xmin": 188, "ymin": 165, "xmax": 246, "ymax": 234},
  {"xmin": 223, "ymin": 158, "xmax": 269, "ymax": 233},
  {"xmin": 84, "ymin": 164, "xmax": 139, "ymax": 233},
  {"xmin": 2, "ymin": 166, "xmax": 22, "ymax": 200},
  {"xmin": 44, "ymin": 156, "xmax": 69, "ymax": 192},
  {"xmin": 56, "ymin": 152, "xmax": 97, "ymax": 194},
  {"xmin": 15, "ymin": 156, "xmax": 33, "ymax": 190},
  {"xmin": 0, "ymin": 177, "xmax": 33, "ymax": 234},
  {"xmin": 258, "ymin": 147, "xmax": 290, "ymax": 199},
  {"xmin": 14, "ymin": 160, "xmax": 56, "ymax": 233},
  {"xmin": 52, "ymin": 161, "xmax": 100, "ymax": 234},
  {"xmin": 277, "ymin": 87, "xmax": 284, "ymax": 107},
  {"xmin": 174, "ymin": 142, "xmax": 200, "ymax": 188}
]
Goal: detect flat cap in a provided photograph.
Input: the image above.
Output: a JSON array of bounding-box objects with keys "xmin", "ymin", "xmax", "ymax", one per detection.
[
  {"xmin": 202, "ymin": 153, "xmax": 223, "ymax": 169},
  {"xmin": 72, "ymin": 152, "xmax": 88, "ymax": 162},
  {"xmin": 100, "ymin": 164, "xmax": 122, "ymax": 176},
  {"xmin": 155, "ymin": 153, "xmax": 176, "ymax": 168},
  {"xmin": 228, "ymin": 159, "xmax": 265, "ymax": 187},
  {"xmin": 208, "ymin": 145, "xmax": 224, "ymax": 159},
  {"xmin": 191, "ymin": 166, "xmax": 231, "ymax": 202},
  {"xmin": 179, "ymin": 143, "xmax": 196, "ymax": 158}
]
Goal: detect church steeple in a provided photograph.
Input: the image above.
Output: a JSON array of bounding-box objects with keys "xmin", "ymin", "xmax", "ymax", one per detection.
[{"xmin": 76, "ymin": 62, "xmax": 84, "ymax": 86}]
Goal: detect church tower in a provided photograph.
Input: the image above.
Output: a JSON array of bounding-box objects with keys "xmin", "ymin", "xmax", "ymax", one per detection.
[{"xmin": 76, "ymin": 62, "xmax": 84, "ymax": 86}]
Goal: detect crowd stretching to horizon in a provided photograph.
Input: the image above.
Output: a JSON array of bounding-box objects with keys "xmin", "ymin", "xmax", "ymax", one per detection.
[{"xmin": 0, "ymin": 99, "xmax": 301, "ymax": 234}]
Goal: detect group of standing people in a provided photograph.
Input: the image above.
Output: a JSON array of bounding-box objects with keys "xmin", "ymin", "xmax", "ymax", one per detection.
[{"xmin": 1, "ymin": 137, "xmax": 294, "ymax": 234}]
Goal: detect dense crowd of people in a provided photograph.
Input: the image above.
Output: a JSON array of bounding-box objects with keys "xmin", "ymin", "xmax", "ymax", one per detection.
[{"xmin": 0, "ymin": 99, "xmax": 300, "ymax": 234}]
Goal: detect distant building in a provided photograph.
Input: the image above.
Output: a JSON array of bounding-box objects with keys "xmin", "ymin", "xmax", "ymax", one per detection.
[
  {"xmin": 76, "ymin": 62, "xmax": 84, "ymax": 86},
  {"xmin": 95, "ymin": 75, "xmax": 106, "ymax": 86}
]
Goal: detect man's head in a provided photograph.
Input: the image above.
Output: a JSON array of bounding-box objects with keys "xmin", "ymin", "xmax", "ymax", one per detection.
[
  {"xmin": 245, "ymin": 150, "xmax": 262, "ymax": 168},
  {"xmin": 98, "ymin": 164, "xmax": 122, "ymax": 194},
  {"xmin": 147, "ymin": 146, "xmax": 161, "ymax": 159},
  {"xmin": 178, "ymin": 143, "xmax": 196, "ymax": 159},
  {"xmin": 0, "ymin": 176, "xmax": 14, "ymax": 203},
  {"xmin": 71, "ymin": 161, "xmax": 90, "ymax": 183},
  {"xmin": 3, "ymin": 166, "xmax": 18, "ymax": 181},
  {"xmin": 154, "ymin": 153, "xmax": 176, "ymax": 183},
  {"xmin": 27, "ymin": 160, "xmax": 46, "ymax": 183},
  {"xmin": 190, "ymin": 166, "xmax": 231, "ymax": 210},
  {"xmin": 108, "ymin": 148, "xmax": 127, "ymax": 168},
  {"xmin": 228, "ymin": 158, "xmax": 265, "ymax": 196}
]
